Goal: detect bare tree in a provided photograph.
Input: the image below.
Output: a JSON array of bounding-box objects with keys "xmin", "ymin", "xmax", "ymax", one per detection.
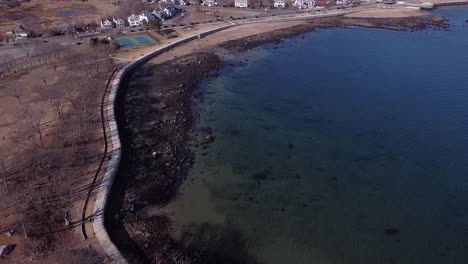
[
  {"xmin": 42, "ymin": 19, "xmax": 53, "ymax": 30},
  {"xmin": 0, "ymin": 54, "xmax": 15, "ymax": 74},
  {"xmin": 16, "ymin": 104, "xmax": 46, "ymax": 145},
  {"xmin": 250, "ymin": 0, "xmax": 262, "ymax": 8},
  {"xmin": 14, "ymin": 192, "xmax": 30, "ymax": 238},
  {"xmin": 38, "ymin": 85, "xmax": 66, "ymax": 122},
  {"xmin": 261, "ymin": 0, "xmax": 273, "ymax": 7},
  {"xmin": 0, "ymin": 153, "xmax": 10, "ymax": 218},
  {"xmin": 48, "ymin": 247, "xmax": 104, "ymax": 264},
  {"xmin": 217, "ymin": 0, "xmax": 235, "ymax": 6},
  {"xmin": 22, "ymin": 15, "xmax": 43, "ymax": 37},
  {"xmin": 118, "ymin": 0, "xmax": 145, "ymax": 17},
  {"xmin": 7, "ymin": 82, "xmax": 24, "ymax": 105},
  {"xmin": 0, "ymin": 153, "xmax": 9, "ymax": 194}
]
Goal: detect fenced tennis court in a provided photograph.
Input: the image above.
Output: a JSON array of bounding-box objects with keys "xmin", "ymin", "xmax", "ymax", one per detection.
[{"xmin": 115, "ymin": 34, "xmax": 157, "ymax": 47}]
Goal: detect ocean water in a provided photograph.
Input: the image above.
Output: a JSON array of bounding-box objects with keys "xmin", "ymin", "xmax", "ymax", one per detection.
[{"xmin": 168, "ymin": 7, "xmax": 468, "ymax": 264}]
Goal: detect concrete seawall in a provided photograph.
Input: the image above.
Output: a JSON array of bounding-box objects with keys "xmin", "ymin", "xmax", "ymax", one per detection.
[
  {"xmin": 91, "ymin": 24, "xmax": 234, "ymax": 264},
  {"xmin": 433, "ymin": 1, "xmax": 468, "ymax": 7}
]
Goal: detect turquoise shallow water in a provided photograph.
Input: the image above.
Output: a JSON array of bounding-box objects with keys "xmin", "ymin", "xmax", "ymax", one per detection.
[{"xmin": 169, "ymin": 7, "xmax": 468, "ymax": 264}]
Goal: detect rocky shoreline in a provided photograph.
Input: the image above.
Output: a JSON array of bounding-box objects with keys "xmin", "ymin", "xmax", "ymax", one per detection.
[
  {"xmin": 221, "ymin": 13, "xmax": 448, "ymax": 52},
  {"xmin": 110, "ymin": 13, "xmax": 450, "ymax": 264},
  {"xmin": 108, "ymin": 52, "xmax": 223, "ymax": 264}
]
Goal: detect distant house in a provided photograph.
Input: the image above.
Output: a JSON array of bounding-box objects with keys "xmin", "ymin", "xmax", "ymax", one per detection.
[
  {"xmin": 235, "ymin": 0, "xmax": 248, "ymax": 7},
  {"xmin": 113, "ymin": 17, "xmax": 125, "ymax": 28},
  {"xmin": 336, "ymin": 0, "xmax": 351, "ymax": 4},
  {"xmin": 14, "ymin": 26, "xmax": 28, "ymax": 39},
  {"xmin": 203, "ymin": 0, "xmax": 217, "ymax": 6},
  {"xmin": 159, "ymin": 0, "xmax": 176, "ymax": 4},
  {"xmin": 164, "ymin": 6, "xmax": 177, "ymax": 18},
  {"xmin": 152, "ymin": 9, "xmax": 166, "ymax": 20},
  {"xmin": 139, "ymin": 11, "xmax": 157, "ymax": 24},
  {"xmin": 274, "ymin": 0, "xmax": 286, "ymax": 7},
  {"xmin": 100, "ymin": 18, "xmax": 113, "ymax": 29},
  {"xmin": 294, "ymin": 0, "xmax": 315, "ymax": 8},
  {"xmin": 128, "ymin": 14, "xmax": 140, "ymax": 27}
]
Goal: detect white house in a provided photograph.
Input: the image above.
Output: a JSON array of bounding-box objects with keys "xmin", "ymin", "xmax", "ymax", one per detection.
[
  {"xmin": 235, "ymin": 0, "xmax": 248, "ymax": 7},
  {"xmin": 336, "ymin": 0, "xmax": 351, "ymax": 4},
  {"xmin": 294, "ymin": 0, "xmax": 315, "ymax": 8},
  {"xmin": 113, "ymin": 17, "xmax": 125, "ymax": 28},
  {"xmin": 14, "ymin": 26, "xmax": 28, "ymax": 39},
  {"xmin": 274, "ymin": 0, "xmax": 286, "ymax": 7},
  {"xmin": 202, "ymin": 0, "xmax": 217, "ymax": 6},
  {"xmin": 100, "ymin": 18, "xmax": 113, "ymax": 29},
  {"xmin": 128, "ymin": 14, "xmax": 140, "ymax": 27},
  {"xmin": 139, "ymin": 11, "xmax": 157, "ymax": 24}
]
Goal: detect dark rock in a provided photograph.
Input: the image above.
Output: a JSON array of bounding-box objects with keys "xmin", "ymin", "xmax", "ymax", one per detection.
[
  {"xmin": 385, "ymin": 228, "xmax": 400, "ymax": 236},
  {"xmin": 252, "ymin": 169, "xmax": 271, "ymax": 182},
  {"xmin": 228, "ymin": 129, "xmax": 241, "ymax": 135},
  {"xmin": 202, "ymin": 134, "xmax": 215, "ymax": 144}
]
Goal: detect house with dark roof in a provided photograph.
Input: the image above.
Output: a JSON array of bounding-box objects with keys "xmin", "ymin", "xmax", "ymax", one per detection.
[
  {"xmin": 113, "ymin": 17, "xmax": 125, "ymax": 28},
  {"xmin": 100, "ymin": 18, "xmax": 113, "ymax": 29}
]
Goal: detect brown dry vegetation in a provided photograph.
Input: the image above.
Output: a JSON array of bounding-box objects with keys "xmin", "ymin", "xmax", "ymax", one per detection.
[
  {"xmin": 0, "ymin": 41, "xmax": 115, "ymax": 262},
  {"xmin": 0, "ymin": 0, "xmax": 119, "ymax": 33}
]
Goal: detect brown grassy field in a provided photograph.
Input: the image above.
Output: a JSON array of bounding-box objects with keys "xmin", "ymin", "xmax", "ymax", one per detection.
[
  {"xmin": 0, "ymin": 42, "xmax": 114, "ymax": 263},
  {"xmin": 0, "ymin": 0, "xmax": 119, "ymax": 33}
]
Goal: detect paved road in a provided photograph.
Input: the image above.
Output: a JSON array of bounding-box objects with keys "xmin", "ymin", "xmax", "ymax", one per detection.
[{"xmin": 162, "ymin": 4, "xmax": 368, "ymax": 28}]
